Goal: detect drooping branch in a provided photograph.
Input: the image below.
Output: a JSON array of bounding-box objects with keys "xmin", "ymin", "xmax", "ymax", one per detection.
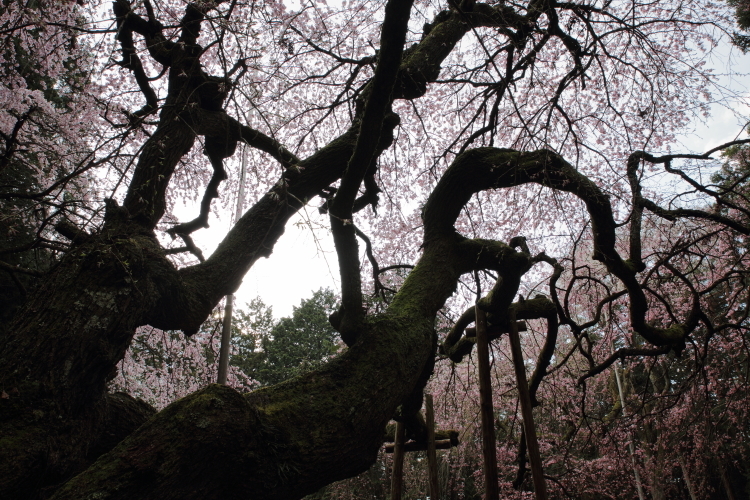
[
  {"xmin": 577, "ymin": 346, "xmax": 672, "ymax": 384},
  {"xmin": 162, "ymin": 108, "xmax": 303, "ymax": 241},
  {"xmin": 442, "ymin": 305, "xmax": 479, "ymax": 359},
  {"xmin": 352, "ymin": 170, "xmax": 382, "ymax": 214},
  {"xmin": 424, "ymin": 147, "xmax": 693, "ymax": 347},
  {"xmin": 639, "ymin": 198, "xmax": 750, "ymax": 235},
  {"xmin": 627, "ymin": 153, "xmax": 647, "ymax": 271},
  {"xmin": 352, "ymin": 224, "xmax": 398, "ymax": 300},
  {"xmin": 630, "ymin": 140, "xmax": 750, "ymax": 232},
  {"xmin": 525, "ymin": 254, "xmax": 565, "ymax": 407},
  {"xmin": 166, "ymin": 233, "xmax": 205, "ymax": 263},
  {"xmin": 526, "ymin": 297, "xmax": 558, "ymax": 407},
  {"xmin": 167, "ymin": 137, "xmax": 237, "ymax": 238}
]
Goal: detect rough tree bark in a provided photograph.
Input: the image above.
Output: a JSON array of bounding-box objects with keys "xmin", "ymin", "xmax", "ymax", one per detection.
[
  {"xmin": 0, "ymin": 145, "xmax": 700, "ymax": 500},
  {"xmin": 0, "ymin": 0, "xmax": 710, "ymax": 498},
  {"xmin": 0, "ymin": 0, "xmax": 492, "ymax": 497}
]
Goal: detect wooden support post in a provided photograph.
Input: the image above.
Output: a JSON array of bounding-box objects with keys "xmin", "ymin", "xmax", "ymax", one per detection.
[
  {"xmin": 426, "ymin": 394, "xmax": 440, "ymax": 500},
  {"xmin": 390, "ymin": 421, "xmax": 405, "ymax": 500},
  {"xmin": 475, "ymin": 306, "xmax": 499, "ymax": 500},
  {"xmin": 507, "ymin": 308, "xmax": 548, "ymax": 500}
]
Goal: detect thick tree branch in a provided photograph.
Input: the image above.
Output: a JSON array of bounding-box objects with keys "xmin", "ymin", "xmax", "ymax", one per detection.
[
  {"xmin": 113, "ymin": 1, "xmax": 159, "ymax": 118},
  {"xmin": 49, "ymin": 207, "xmax": 532, "ymax": 499},
  {"xmin": 190, "ymin": 108, "xmax": 300, "ymax": 169},
  {"xmin": 153, "ymin": 2, "xmax": 539, "ymax": 333},
  {"xmin": 577, "ymin": 346, "xmax": 671, "ymax": 384},
  {"xmin": 424, "ymin": 147, "xmax": 691, "ymax": 347},
  {"xmin": 392, "ymin": 3, "xmax": 529, "ymax": 100},
  {"xmin": 327, "ymin": 0, "xmax": 414, "ymax": 344},
  {"xmin": 55, "ymin": 219, "xmax": 91, "ymax": 245},
  {"xmin": 113, "ymin": 0, "xmax": 174, "ymax": 67},
  {"xmin": 122, "ymin": 114, "xmax": 197, "ymax": 226}
]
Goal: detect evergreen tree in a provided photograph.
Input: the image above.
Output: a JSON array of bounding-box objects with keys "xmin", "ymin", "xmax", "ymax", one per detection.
[
  {"xmin": 232, "ymin": 289, "xmax": 340, "ymax": 386},
  {"xmin": 728, "ymin": 0, "xmax": 750, "ymax": 50}
]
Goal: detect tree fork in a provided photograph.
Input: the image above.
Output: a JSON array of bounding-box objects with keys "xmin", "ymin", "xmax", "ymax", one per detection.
[{"xmin": 44, "ymin": 230, "xmax": 479, "ymax": 499}]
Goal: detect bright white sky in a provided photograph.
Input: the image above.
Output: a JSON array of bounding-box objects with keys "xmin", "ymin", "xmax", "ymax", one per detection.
[
  {"xmin": 224, "ymin": 207, "xmax": 340, "ymax": 318},
  {"xmin": 171, "ymin": 187, "xmax": 340, "ymax": 319},
  {"xmin": 186, "ymin": 43, "xmax": 750, "ymax": 320}
]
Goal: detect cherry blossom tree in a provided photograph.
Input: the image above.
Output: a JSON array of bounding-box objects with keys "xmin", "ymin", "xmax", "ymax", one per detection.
[
  {"xmin": 109, "ymin": 310, "xmax": 253, "ymax": 409},
  {"xmin": 1, "ymin": 0, "xmax": 749, "ymax": 499}
]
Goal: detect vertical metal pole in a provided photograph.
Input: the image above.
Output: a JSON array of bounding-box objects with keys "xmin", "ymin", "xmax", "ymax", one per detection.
[
  {"xmin": 475, "ymin": 305, "xmax": 499, "ymax": 500},
  {"xmin": 234, "ymin": 142, "xmax": 248, "ymax": 224},
  {"xmin": 426, "ymin": 394, "xmax": 440, "ymax": 500},
  {"xmin": 507, "ymin": 308, "xmax": 548, "ymax": 500},
  {"xmin": 217, "ymin": 294, "xmax": 234, "ymax": 384},
  {"xmin": 217, "ymin": 143, "xmax": 248, "ymax": 385},
  {"xmin": 391, "ymin": 421, "xmax": 405, "ymax": 500}
]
